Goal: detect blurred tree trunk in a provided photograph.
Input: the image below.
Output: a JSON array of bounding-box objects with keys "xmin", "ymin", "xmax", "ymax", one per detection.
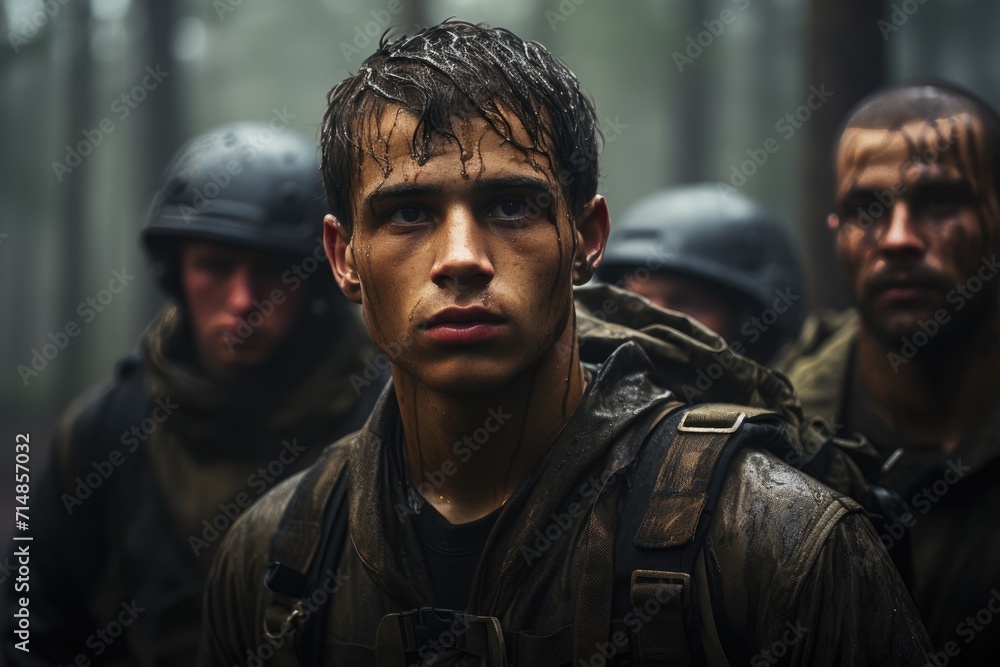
[
  {"xmin": 55, "ymin": 2, "xmax": 92, "ymax": 408},
  {"xmin": 802, "ymin": 0, "xmax": 887, "ymax": 308},
  {"xmin": 139, "ymin": 0, "xmax": 182, "ymax": 324},
  {"xmin": 674, "ymin": 0, "xmax": 712, "ymax": 182}
]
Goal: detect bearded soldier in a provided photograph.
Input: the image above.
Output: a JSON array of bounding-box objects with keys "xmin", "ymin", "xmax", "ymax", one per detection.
[{"xmin": 778, "ymin": 81, "xmax": 1000, "ymax": 664}]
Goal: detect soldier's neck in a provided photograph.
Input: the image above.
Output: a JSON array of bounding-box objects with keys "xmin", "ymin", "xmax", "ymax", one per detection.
[
  {"xmin": 855, "ymin": 311, "xmax": 1000, "ymax": 454},
  {"xmin": 392, "ymin": 321, "xmax": 586, "ymax": 524}
]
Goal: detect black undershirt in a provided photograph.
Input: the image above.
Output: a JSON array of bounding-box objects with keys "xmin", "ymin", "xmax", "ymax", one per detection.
[
  {"xmin": 410, "ymin": 500, "xmax": 501, "ymax": 611},
  {"xmin": 399, "ymin": 365, "xmax": 597, "ymax": 611},
  {"xmin": 393, "ymin": 419, "xmax": 501, "ymax": 611}
]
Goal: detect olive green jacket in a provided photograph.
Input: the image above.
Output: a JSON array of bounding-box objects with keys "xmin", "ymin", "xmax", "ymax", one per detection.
[
  {"xmin": 778, "ymin": 309, "xmax": 1000, "ymax": 665},
  {"xmin": 199, "ymin": 287, "xmax": 931, "ymax": 666}
]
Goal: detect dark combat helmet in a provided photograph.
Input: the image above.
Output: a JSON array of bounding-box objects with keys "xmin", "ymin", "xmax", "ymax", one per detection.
[
  {"xmin": 142, "ymin": 122, "xmax": 327, "ymax": 301},
  {"xmin": 599, "ymin": 182, "xmax": 806, "ymax": 358}
]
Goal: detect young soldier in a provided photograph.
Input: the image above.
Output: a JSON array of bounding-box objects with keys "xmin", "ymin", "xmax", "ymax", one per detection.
[
  {"xmin": 599, "ymin": 183, "xmax": 806, "ymax": 364},
  {"xmin": 777, "ymin": 81, "xmax": 1000, "ymax": 664},
  {"xmin": 199, "ymin": 23, "xmax": 931, "ymax": 665},
  {"xmin": 4, "ymin": 124, "xmax": 383, "ymax": 666}
]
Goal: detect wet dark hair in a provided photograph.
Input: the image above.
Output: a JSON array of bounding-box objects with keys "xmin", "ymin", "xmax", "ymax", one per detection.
[
  {"xmin": 834, "ymin": 79, "xmax": 1000, "ymax": 225},
  {"xmin": 320, "ymin": 20, "xmax": 601, "ymax": 235}
]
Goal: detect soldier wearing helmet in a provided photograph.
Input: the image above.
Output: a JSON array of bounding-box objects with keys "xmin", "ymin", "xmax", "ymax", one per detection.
[
  {"xmin": 598, "ymin": 183, "xmax": 806, "ymax": 363},
  {"xmin": 3, "ymin": 124, "xmax": 384, "ymax": 666}
]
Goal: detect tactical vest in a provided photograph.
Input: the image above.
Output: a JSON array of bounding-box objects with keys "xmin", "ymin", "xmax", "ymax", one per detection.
[{"xmin": 257, "ymin": 400, "xmax": 902, "ymax": 666}]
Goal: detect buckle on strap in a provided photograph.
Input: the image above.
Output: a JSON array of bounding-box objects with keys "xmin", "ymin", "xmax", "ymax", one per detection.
[
  {"xmin": 630, "ymin": 570, "xmax": 691, "ymax": 608},
  {"xmin": 376, "ymin": 609, "xmax": 508, "ymax": 666},
  {"xmin": 262, "ymin": 561, "xmax": 311, "ymax": 641},
  {"xmin": 262, "ymin": 594, "xmax": 307, "ymax": 641},
  {"xmin": 677, "ymin": 410, "xmax": 745, "ymax": 434},
  {"xmin": 629, "ymin": 570, "xmax": 694, "ymax": 665}
]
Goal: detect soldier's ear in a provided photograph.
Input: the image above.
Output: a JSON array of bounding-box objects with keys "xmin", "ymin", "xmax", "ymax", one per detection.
[
  {"xmin": 827, "ymin": 213, "xmax": 841, "ymax": 231},
  {"xmin": 572, "ymin": 195, "xmax": 610, "ymax": 285},
  {"xmin": 325, "ymin": 214, "xmax": 362, "ymax": 304}
]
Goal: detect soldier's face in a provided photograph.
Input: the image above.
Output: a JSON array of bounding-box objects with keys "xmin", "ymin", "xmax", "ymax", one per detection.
[
  {"xmin": 830, "ymin": 118, "xmax": 999, "ymax": 345},
  {"xmin": 623, "ymin": 271, "xmax": 740, "ymax": 341},
  {"xmin": 180, "ymin": 241, "xmax": 305, "ymax": 378},
  {"xmin": 326, "ymin": 110, "xmax": 607, "ymax": 395}
]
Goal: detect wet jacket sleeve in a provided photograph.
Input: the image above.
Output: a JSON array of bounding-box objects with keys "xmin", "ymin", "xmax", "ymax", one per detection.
[
  {"xmin": 776, "ymin": 511, "xmax": 931, "ymax": 665},
  {"xmin": 700, "ymin": 448, "xmax": 932, "ymax": 666}
]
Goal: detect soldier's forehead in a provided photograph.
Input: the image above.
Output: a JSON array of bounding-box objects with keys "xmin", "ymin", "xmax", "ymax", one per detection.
[
  {"xmin": 838, "ymin": 116, "xmax": 977, "ymax": 161},
  {"xmin": 356, "ymin": 105, "xmax": 553, "ymax": 187}
]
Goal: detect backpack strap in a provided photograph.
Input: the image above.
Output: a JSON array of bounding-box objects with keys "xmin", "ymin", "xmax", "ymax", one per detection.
[
  {"xmin": 635, "ymin": 404, "xmax": 776, "ymax": 549},
  {"xmin": 261, "ymin": 446, "xmax": 352, "ymax": 666},
  {"xmin": 615, "ymin": 403, "xmax": 780, "ymax": 667}
]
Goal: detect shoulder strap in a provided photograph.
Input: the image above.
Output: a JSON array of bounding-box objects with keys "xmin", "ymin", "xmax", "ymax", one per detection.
[
  {"xmin": 261, "ymin": 446, "xmax": 352, "ymax": 666},
  {"xmin": 614, "ymin": 403, "xmax": 780, "ymax": 667}
]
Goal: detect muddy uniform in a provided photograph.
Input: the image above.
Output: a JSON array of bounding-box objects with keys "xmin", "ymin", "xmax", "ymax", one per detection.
[
  {"xmin": 200, "ymin": 288, "xmax": 931, "ymax": 666},
  {"xmin": 4, "ymin": 305, "xmax": 383, "ymax": 666},
  {"xmin": 778, "ymin": 310, "xmax": 1000, "ymax": 665}
]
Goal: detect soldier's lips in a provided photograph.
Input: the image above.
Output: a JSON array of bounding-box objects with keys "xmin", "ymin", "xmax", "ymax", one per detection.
[
  {"xmin": 423, "ymin": 322, "xmax": 506, "ymax": 345},
  {"xmin": 878, "ymin": 286, "xmax": 937, "ymax": 301},
  {"xmin": 421, "ymin": 307, "xmax": 507, "ymax": 345},
  {"xmin": 218, "ymin": 325, "xmax": 267, "ymax": 347},
  {"xmin": 868, "ymin": 273, "xmax": 948, "ymax": 305}
]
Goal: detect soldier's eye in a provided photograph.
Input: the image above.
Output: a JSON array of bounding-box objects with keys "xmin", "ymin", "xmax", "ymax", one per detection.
[
  {"xmin": 389, "ymin": 207, "xmax": 429, "ymax": 225},
  {"xmin": 196, "ymin": 257, "xmax": 233, "ymax": 276},
  {"xmin": 912, "ymin": 184, "xmax": 973, "ymax": 219},
  {"xmin": 486, "ymin": 197, "xmax": 540, "ymax": 228}
]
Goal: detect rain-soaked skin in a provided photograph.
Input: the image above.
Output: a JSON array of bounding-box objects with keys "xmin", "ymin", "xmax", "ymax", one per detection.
[
  {"xmin": 326, "ymin": 108, "xmax": 607, "ymax": 523},
  {"xmin": 830, "ymin": 113, "xmax": 1000, "ymax": 452}
]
